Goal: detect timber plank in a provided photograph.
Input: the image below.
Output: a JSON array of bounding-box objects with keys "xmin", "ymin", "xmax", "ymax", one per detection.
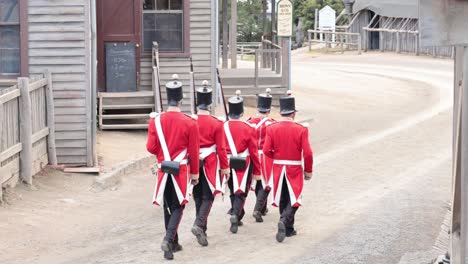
[
  {"xmin": 102, "ymin": 104, "xmax": 154, "ymax": 110},
  {"xmin": 100, "ymin": 124, "xmax": 148, "ymax": 130}
]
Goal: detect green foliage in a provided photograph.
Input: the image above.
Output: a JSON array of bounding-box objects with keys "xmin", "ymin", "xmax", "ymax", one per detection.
[
  {"xmin": 238, "ymin": 0, "xmax": 266, "ymax": 42},
  {"xmin": 294, "ymin": 0, "xmax": 344, "ymax": 32}
]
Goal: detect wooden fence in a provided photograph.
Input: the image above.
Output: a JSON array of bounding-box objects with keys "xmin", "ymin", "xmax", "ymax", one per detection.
[{"xmin": 0, "ymin": 71, "xmax": 57, "ymax": 198}]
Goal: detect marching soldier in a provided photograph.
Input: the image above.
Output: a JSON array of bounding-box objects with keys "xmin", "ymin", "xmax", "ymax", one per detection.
[
  {"xmin": 224, "ymin": 90, "xmax": 261, "ymax": 234},
  {"xmin": 247, "ymin": 88, "xmax": 275, "ymax": 223},
  {"xmin": 191, "ymin": 81, "xmax": 230, "ymax": 247},
  {"xmin": 262, "ymin": 91, "xmax": 314, "ymax": 243},
  {"xmin": 146, "ymin": 74, "xmax": 200, "ymax": 260}
]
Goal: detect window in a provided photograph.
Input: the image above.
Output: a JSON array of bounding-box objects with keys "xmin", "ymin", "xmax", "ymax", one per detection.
[
  {"xmin": 0, "ymin": 0, "xmax": 20, "ymax": 75},
  {"xmin": 143, "ymin": 0, "xmax": 189, "ymax": 55}
]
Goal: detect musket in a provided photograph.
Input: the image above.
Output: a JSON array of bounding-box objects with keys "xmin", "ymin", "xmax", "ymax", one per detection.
[
  {"xmin": 216, "ymin": 68, "xmax": 229, "ymax": 120},
  {"xmin": 190, "ymin": 56, "xmax": 197, "ymax": 114}
]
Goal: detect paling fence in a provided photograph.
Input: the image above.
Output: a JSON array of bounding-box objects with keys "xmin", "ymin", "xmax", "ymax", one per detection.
[{"xmin": 0, "ymin": 71, "xmax": 57, "ymax": 198}]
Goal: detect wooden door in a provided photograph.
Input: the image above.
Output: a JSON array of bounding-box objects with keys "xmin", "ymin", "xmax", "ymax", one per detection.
[{"xmin": 97, "ymin": 0, "xmax": 142, "ymax": 92}]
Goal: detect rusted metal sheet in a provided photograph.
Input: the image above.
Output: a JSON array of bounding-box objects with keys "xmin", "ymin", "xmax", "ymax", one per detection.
[{"xmin": 420, "ymin": 0, "xmax": 468, "ymax": 46}]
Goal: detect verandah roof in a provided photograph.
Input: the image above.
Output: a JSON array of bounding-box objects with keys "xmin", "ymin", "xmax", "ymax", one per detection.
[{"xmin": 353, "ymin": 0, "xmax": 419, "ymax": 19}]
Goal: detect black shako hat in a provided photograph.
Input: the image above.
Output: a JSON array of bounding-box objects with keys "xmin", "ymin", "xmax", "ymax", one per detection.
[
  {"xmin": 279, "ymin": 90, "xmax": 297, "ymax": 115},
  {"xmin": 166, "ymin": 74, "xmax": 183, "ymax": 106},
  {"xmin": 257, "ymin": 88, "xmax": 273, "ymax": 113},
  {"xmin": 196, "ymin": 80, "xmax": 212, "ymax": 110},
  {"xmin": 228, "ymin": 90, "xmax": 244, "ymax": 119}
]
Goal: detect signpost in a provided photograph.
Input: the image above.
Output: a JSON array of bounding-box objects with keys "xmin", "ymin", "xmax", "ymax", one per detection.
[
  {"xmin": 277, "ymin": 0, "xmax": 292, "ymax": 90},
  {"xmin": 319, "ymin": 6, "xmax": 336, "ymax": 44},
  {"xmin": 419, "ymin": 1, "xmax": 468, "ymax": 263}
]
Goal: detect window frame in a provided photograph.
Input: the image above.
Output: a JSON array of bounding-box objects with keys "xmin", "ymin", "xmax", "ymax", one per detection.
[
  {"xmin": 142, "ymin": 0, "xmax": 190, "ymax": 58},
  {"xmin": 0, "ymin": 0, "xmax": 28, "ymax": 78}
]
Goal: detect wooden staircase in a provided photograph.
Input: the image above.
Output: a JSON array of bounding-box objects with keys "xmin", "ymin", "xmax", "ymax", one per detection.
[{"xmin": 98, "ymin": 91, "xmax": 154, "ymax": 130}]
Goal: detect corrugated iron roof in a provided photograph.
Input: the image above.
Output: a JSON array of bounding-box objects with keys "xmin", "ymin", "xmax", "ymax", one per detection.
[{"xmin": 353, "ymin": 0, "xmax": 419, "ymax": 19}]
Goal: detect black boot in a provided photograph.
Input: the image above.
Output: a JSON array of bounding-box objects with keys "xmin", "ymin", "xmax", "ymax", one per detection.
[
  {"xmin": 230, "ymin": 215, "xmax": 239, "ymax": 234},
  {"xmin": 276, "ymin": 221, "xmax": 286, "ymax": 243},
  {"xmin": 161, "ymin": 240, "xmax": 174, "ymax": 260},
  {"xmin": 253, "ymin": 210, "xmax": 264, "ymax": 223},
  {"xmin": 191, "ymin": 225, "xmax": 209, "ymax": 246},
  {"xmin": 172, "ymin": 242, "xmax": 183, "ymax": 253}
]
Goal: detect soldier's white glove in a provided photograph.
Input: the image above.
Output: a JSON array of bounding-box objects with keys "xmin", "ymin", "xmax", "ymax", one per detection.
[
  {"xmin": 220, "ymin": 168, "xmax": 230, "ymax": 175},
  {"xmin": 304, "ymin": 172, "xmax": 313, "ymax": 181}
]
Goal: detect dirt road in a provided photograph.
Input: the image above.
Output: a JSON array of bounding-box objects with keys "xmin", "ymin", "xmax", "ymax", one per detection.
[{"xmin": 0, "ymin": 52, "xmax": 454, "ymax": 264}]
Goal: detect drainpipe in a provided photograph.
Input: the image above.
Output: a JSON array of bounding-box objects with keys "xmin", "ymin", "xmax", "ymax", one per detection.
[
  {"xmin": 212, "ymin": 0, "xmax": 219, "ymax": 112},
  {"xmin": 90, "ymin": 0, "xmax": 98, "ymax": 166}
]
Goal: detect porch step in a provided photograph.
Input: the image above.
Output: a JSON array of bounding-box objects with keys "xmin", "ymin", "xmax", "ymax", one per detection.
[
  {"xmin": 102, "ymin": 104, "xmax": 154, "ymax": 110},
  {"xmin": 98, "ymin": 91, "xmax": 154, "ymax": 98},
  {"xmin": 100, "ymin": 124, "xmax": 148, "ymax": 130},
  {"xmin": 102, "ymin": 114, "xmax": 150, "ymax": 120}
]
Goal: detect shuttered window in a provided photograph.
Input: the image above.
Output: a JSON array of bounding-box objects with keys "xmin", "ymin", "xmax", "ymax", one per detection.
[
  {"xmin": 0, "ymin": 0, "xmax": 20, "ymax": 75},
  {"xmin": 143, "ymin": 0, "xmax": 189, "ymax": 54}
]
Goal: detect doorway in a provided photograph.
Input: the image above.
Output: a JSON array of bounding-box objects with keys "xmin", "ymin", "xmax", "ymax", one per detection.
[
  {"xmin": 97, "ymin": 0, "xmax": 142, "ymax": 92},
  {"xmin": 368, "ymin": 11, "xmax": 380, "ymax": 50}
]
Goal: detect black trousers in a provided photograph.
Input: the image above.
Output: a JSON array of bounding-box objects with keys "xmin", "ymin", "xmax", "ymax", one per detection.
[
  {"xmin": 163, "ymin": 176, "xmax": 185, "ymax": 243},
  {"xmin": 193, "ymin": 168, "xmax": 214, "ymax": 232},
  {"xmin": 254, "ymin": 180, "xmax": 270, "ymax": 214},
  {"xmin": 228, "ymin": 166, "xmax": 253, "ymax": 221},
  {"xmin": 279, "ymin": 178, "xmax": 298, "ymax": 235}
]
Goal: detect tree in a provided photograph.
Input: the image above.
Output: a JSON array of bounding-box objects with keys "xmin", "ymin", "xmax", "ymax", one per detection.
[
  {"xmin": 237, "ymin": 0, "xmax": 265, "ymax": 42},
  {"xmin": 294, "ymin": 0, "xmax": 344, "ymax": 34}
]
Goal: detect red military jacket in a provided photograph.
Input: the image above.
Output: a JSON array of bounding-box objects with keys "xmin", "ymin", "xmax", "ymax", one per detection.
[
  {"xmin": 146, "ymin": 111, "xmax": 200, "ymax": 175},
  {"xmin": 262, "ymin": 120, "xmax": 313, "ymax": 174},
  {"xmin": 197, "ymin": 114, "xmax": 229, "ymax": 170},
  {"xmin": 247, "ymin": 116, "xmax": 275, "ymax": 149},
  {"xmin": 224, "ymin": 120, "xmax": 261, "ymax": 176}
]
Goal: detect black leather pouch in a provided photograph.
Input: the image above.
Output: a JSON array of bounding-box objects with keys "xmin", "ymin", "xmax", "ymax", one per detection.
[
  {"xmin": 161, "ymin": 161, "xmax": 181, "ymax": 175},
  {"xmin": 230, "ymin": 156, "xmax": 247, "ymax": 170}
]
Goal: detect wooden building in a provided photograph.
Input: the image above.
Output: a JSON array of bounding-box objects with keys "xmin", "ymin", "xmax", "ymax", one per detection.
[
  {"xmin": 0, "ymin": 0, "xmax": 218, "ymax": 167},
  {"xmin": 345, "ymin": 0, "xmax": 454, "ymax": 57}
]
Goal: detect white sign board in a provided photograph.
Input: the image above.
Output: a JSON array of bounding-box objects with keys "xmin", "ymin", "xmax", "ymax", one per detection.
[
  {"xmin": 420, "ymin": 0, "xmax": 468, "ymax": 46},
  {"xmin": 319, "ymin": 5, "xmax": 336, "ymax": 31},
  {"xmin": 277, "ymin": 0, "xmax": 293, "ymax": 37}
]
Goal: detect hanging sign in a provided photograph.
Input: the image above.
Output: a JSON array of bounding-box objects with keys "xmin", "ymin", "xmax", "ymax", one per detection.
[{"xmin": 277, "ymin": 0, "xmax": 293, "ymax": 37}]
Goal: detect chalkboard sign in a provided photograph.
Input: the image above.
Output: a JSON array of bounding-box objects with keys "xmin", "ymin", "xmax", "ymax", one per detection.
[{"xmin": 105, "ymin": 42, "xmax": 137, "ymax": 92}]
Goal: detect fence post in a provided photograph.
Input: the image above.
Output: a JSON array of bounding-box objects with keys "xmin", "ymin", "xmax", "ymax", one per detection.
[
  {"xmin": 358, "ymin": 34, "xmax": 362, "ymax": 55},
  {"xmin": 44, "ymin": 70, "xmax": 57, "ymax": 166},
  {"xmin": 276, "ymin": 50, "xmax": 282, "ymax": 74},
  {"xmin": 255, "ymin": 50, "xmax": 259, "ymax": 90},
  {"xmin": 415, "ymin": 33, "xmax": 420, "ymax": 56},
  {"xmin": 18, "ymin": 77, "xmax": 33, "ymax": 185},
  {"xmin": 396, "ymin": 32, "xmax": 401, "ymax": 53},
  {"xmin": 0, "ymin": 101, "xmax": 3, "ymax": 202}
]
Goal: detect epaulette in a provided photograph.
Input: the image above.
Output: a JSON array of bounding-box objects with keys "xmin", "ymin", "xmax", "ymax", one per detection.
[
  {"xmin": 184, "ymin": 113, "xmax": 199, "ymax": 120},
  {"xmin": 245, "ymin": 121, "xmax": 256, "ymax": 128},
  {"xmin": 149, "ymin": 112, "xmax": 160, "ymax": 118},
  {"xmin": 215, "ymin": 116, "xmax": 226, "ymax": 122},
  {"xmin": 265, "ymin": 121, "xmax": 273, "ymax": 126}
]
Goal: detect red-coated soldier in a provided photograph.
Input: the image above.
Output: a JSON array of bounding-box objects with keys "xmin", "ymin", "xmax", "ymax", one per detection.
[
  {"xmin": 190, "ymin": 80, "xmax": 230, "ymax": 247},
  {"xmin": 146, "ymin": 74, "xmax": 200, "ymax": 260},
  {"xmin": 224, "ymin": 90, "xmax": 261, "ymax": 234},
  {"xmin": 262, "ymin": 91, "xmax": 314, "ymax": 243},
  {"xmin": 247, "ymin": 88, "xmax": 275, "ymax": 223}
]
